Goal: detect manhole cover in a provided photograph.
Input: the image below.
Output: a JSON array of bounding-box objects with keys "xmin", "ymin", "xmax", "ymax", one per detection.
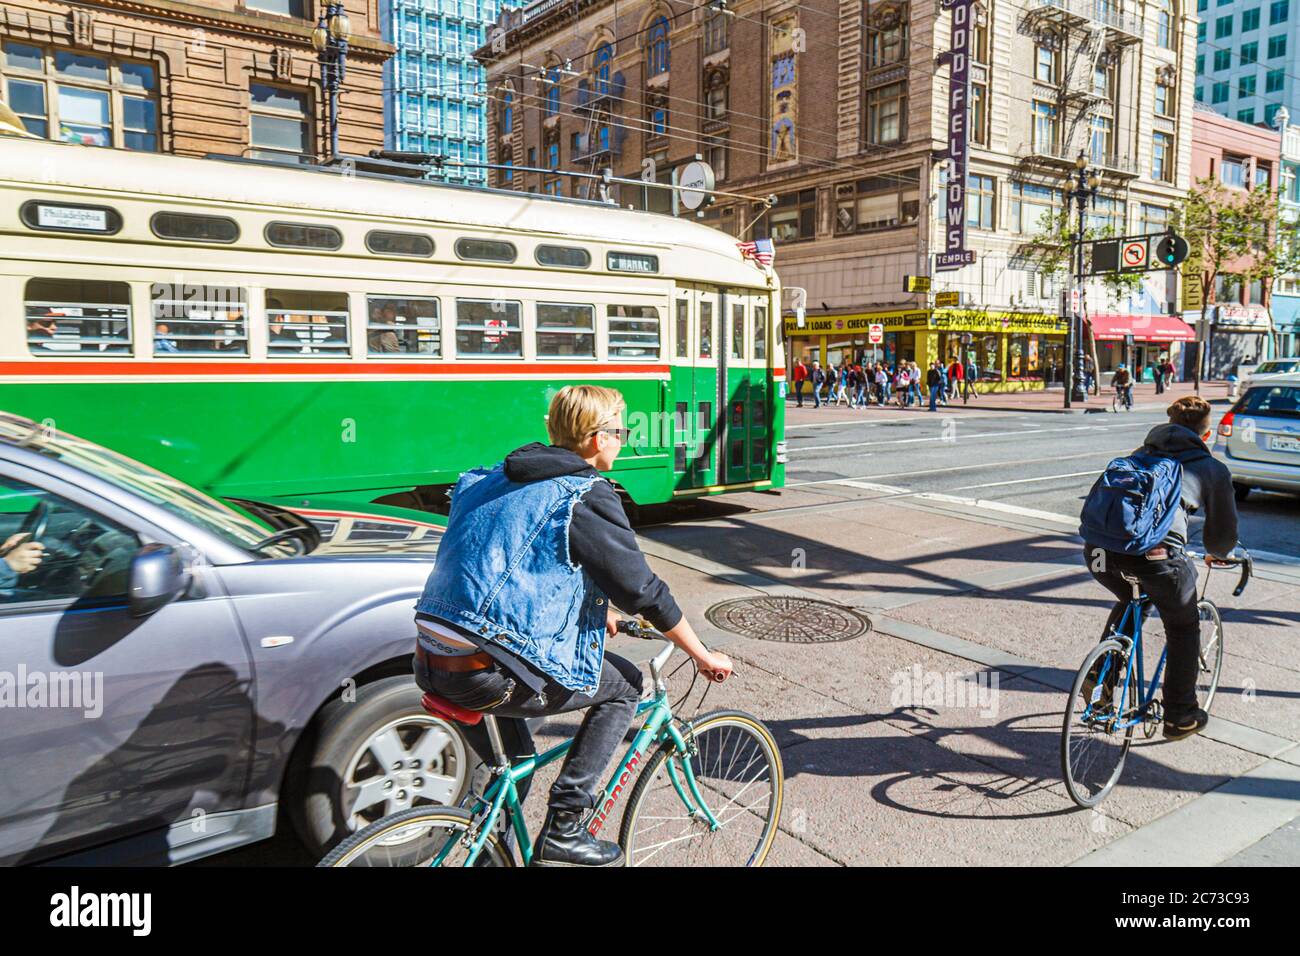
[{"xmin": 705, "ymin": 597, "xmax": 871, "ymax": 644}]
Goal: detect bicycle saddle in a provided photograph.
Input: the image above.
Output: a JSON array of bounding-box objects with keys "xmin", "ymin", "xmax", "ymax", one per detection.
[{"xmin": 421, "ymin": 692, "xmax": 483, "ymax": 726}]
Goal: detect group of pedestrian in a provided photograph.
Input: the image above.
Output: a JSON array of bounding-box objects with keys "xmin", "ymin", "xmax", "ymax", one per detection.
[{"xmin": 791, "ymin": 355, "xmax": 980, "ymax": 410}]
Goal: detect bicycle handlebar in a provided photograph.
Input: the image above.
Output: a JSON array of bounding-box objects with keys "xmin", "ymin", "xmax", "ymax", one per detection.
[
  {"xmin": 1185, "ymin": 547, "xmax": 1253, "ymax": 597},
  {"xmin": 615, "ymin": 619, "xmax": 727, "ymax": 682}
]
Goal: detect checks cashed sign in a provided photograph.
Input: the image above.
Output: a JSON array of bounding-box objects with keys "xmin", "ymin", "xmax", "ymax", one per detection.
[{"xmin": 936, "ymin": 0, "xmax": 977, "ymax": 272}]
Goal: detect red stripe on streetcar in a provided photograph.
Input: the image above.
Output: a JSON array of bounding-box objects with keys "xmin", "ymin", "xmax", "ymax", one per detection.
[{"xmin": 0, "ymin": 361, "xmax": 673, "ymax": 377}]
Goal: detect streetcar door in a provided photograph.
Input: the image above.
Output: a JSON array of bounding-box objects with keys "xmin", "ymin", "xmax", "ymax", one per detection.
[
  {"xmin": 748, "ymin": 294, "xmax": 772, "ymax": 481},
  {"xmin": 670, "ymin": 289, "xmax": 695, "ymax": 490},
  {"xmin": 691, "ymin": 286, "xmax": 721, "ymax": 488},
  {"xmin": 723, "ymin": 291, "xmax": 751, "ymax": 485}
]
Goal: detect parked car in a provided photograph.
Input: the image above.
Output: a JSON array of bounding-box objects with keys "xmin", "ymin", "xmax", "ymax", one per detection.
[
  {"xmin": 0, "ymin": 412, "xmax": 472, "ymax": 865},
  {"xmin": 1241, "ymin": 357, "xmax": 1300, "ymax": 390},
  {"xmin": 1213, "ymin": 373, "xmax": 1300, "ymax": 500}
]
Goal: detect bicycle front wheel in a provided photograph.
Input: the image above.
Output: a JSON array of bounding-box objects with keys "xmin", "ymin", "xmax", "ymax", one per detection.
[
  {"xmin": 1061, "ymin": 640, "xmax": 1135, "ymax": 808},
  {"xmin": 620, "ymin": 710, "xmax": 783, "ymax": 867},
  {"xmin": 317, "ymin": 806, "xmax": 514, "ymax": 867},
  {"xmin": 1196, "ymin": 599, "xmax": 1225, "ymax": 712}
]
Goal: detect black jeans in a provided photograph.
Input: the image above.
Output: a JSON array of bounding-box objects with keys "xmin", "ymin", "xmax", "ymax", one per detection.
[
  {"xmin": 1085, "ymin": 545, "xmax": 1202, "ymax": 720},
  {"xmin": 414, "ymin": 650, "xmax": 643, "ymax": 813}
]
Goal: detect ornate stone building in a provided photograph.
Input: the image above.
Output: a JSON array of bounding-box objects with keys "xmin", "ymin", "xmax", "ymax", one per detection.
[
  {"xmin": 0, "ymin": 1, "xmax": 392, "ymax": 161},
  {"xmin": 479, "ymin": 0, "xmax": 1199, "ymax": 389}
]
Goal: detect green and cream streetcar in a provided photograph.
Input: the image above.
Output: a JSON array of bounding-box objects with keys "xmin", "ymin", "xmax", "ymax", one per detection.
[{"xmin": 0, "ymin": 137, "xmax": 786, "ymax": 516}]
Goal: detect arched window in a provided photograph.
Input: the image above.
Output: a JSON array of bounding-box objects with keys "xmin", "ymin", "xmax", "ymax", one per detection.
[
  {"xmin": 545, "ymin": 67, "xmax": 561, "ymax": 115},
  {"xmin": 705, "ymin": 68, "xmax": 728, "ymax": 120},
  {"xmin": 594, "ymin": 42, "xmax": 612, "ymax": 95},
  {"xmin": 501, "ymin": 89, "xmax": 514, "ymax": 133},
  {"xmin": 647, "ymin": 16, "xmax": 670, "ymax": 76},
  {"xmin": 1157, "ymin": 0, "xmax": 1174, "ymax": 49}
]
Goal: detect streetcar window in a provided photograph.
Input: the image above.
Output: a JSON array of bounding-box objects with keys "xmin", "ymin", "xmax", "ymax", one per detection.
[
  {"xmin": 454, "ymin": 238, "xmax": 517, "ymax": 263},
  {"xmin": 754, "ymin": 303, "xmax": 768, "ymax": 361},
  {"xmin": 730, "ymin": 301, "xmax": 745, "ymax": 359},
  {"xmin": 151, "ymin": 283, "xmax": 248, "ymax": 356},
  {"xmin": 25, "ymin": 279, "xmax": 131, "ymax": 355},
  {"xmin": 366, "ymin": 230, "xmax": 434, "ymax": 257},
  {"xmin": 536, "ymin": 303, "xmax": 595, "ymax": 358},
  {"xmin": 266, "ymin": 290, "xmax": 350, "ymax": 356},
  {"xmin": 607, "ymin": 305, "xmax": 661, "ymax": 359},
  {"xmin": 20, "ymin": 200, "xmax": 122, "ymax": 235},
  {"xmin": 535, "ymin": 245, "xmax": 591, "ymax": 269},
  {"xmin": 607, "ymin": 251, "xmax": 659, "ymax": 274},
  {"xmin": 699, "ymin": 298, "xmax": 714, "ymax": 358},
  {"xmin": 675, "ymin": 299, "xmax": 689, "ymax": 358},
  {"xmin": 264, "ymin": 221, "xmax": 343, "ymax": 250},
  {"xmin": 150, "ymin": 211, "xmax": 240, "ymax": 244},
  {"xmin": 456, "ymin": 299, "xmax": 521, "ymax": 357},
  {"xmin": 366, "ymin": 296, "xmax": 440, "ymax": 357}
]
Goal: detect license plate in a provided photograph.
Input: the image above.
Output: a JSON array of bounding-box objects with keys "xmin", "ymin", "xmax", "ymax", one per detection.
[{"xmin": 1268, "ymin": 435, "xmax": 1300, "ymax": 453}]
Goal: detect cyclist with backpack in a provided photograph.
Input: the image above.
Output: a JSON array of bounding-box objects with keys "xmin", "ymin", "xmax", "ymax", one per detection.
[{"xmin": 1078, "ymin": 396, "xmax": 1239, "ymax": 740}]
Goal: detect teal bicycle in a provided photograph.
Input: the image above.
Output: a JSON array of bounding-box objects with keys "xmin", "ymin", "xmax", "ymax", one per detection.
[
  {"xmin": 1061, "ymin": 548, "xmax": 1252, "ymax": 808},
  {"xmin": 319, "ymin": 620, "xmax": 784, "ymax": 867}
]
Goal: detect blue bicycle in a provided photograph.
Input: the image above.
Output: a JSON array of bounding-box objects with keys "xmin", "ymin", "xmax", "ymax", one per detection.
[{"xmin": 1061, "ymin": 548, "xmax": 1252, "ymax": 808}]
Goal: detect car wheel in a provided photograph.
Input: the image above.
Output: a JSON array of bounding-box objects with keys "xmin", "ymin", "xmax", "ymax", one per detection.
[
  {"xmin": 1233, "ymin": 482, "xmax": 1251, "ymax": 502},
  {"xmin": 289, "ymin": 675, "xmax": 479, "ymax": 857}
]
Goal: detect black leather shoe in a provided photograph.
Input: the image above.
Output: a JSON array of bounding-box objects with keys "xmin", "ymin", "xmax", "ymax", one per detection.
[
  {"xmin": 1163, "ymin": 708, "xmax": 1209, "ymax": 741},
  {"xmin": 531, "ymin": 809, "xmax": 624, "ymax": 867}
]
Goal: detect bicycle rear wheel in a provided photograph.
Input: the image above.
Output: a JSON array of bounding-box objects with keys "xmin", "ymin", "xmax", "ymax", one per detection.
[
  {"xmin": 317, "ymin": 806, "xmax": 513, "ymax": 867},
  {"xmin": 1061, "ymin": 640, "xmax": 1136, "ymax": 808},
  {"xmin": 619, "ymin": 710, "xmax": 783, "ymax": 867},
  {"xmin": 1196, "ymin": 599, "xmax": 1225, "ymax": 712}
]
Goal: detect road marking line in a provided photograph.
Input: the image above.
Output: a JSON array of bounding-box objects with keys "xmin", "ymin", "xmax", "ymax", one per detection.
[
  {"xmin": 947, "ymin": 470, "xmax": 1100, "ymax": 492},
  {"xmin": 790, "ymin": 421, "xmax": 1146, "ymax": 454},
  {"xmin": 786, "ymin": 446, "xmax": 1135, "ymax": 487},
  {"xmin": 835, "ymin": 479, "xmax": 912, "ymax": 494},
  {"xmin": 914, "ymin": 492, "xmax": 1079, "ymax": 526}
]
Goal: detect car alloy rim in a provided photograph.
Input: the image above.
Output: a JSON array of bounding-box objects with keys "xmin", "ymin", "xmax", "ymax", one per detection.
[{"xmin": 342, "ymin": 715, "xmax": 467, "ymax": 839}]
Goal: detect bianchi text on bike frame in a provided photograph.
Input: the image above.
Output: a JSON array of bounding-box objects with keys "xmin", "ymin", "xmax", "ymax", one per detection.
[{"xmin": 936, "ymin": 0, "xmax": 977, "ymax": 272}]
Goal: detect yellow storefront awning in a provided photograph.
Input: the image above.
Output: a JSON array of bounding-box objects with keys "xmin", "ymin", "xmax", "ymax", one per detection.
[{"xmin": 783, "ymin": 309, "xmax": 1068, "ymax": 337}]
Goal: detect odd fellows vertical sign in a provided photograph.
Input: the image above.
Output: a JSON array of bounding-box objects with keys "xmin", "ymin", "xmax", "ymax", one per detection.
[{"xmin": 935, "ymin": 0, "xmax": 977, "ymax": 271}]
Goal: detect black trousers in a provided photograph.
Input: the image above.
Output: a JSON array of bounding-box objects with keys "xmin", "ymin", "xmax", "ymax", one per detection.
[
  {"xmin": 1084, "ymin": 545, "xmax": 1202, "ymax": 720},
  {"xmin": 415, "ymin": 650, "xmax": 643, "ymax": 813}
]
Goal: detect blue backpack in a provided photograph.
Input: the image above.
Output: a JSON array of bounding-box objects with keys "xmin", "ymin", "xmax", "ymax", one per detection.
[{"xmin": 1079, "ymin": 453, "xmax": 1183, "ymax": 554}]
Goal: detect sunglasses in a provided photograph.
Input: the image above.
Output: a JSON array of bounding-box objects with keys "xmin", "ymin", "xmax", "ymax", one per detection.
[{"xmin": 593, "ymin": 426, "xmax": 630, "ymax": 443}]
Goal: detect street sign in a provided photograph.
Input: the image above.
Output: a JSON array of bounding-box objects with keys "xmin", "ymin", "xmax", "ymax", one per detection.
[
  {"xmin": 1180, "ymin": 262, "xmax": 1203, "ymax": 312},
  {"xmin": 676, "ymin": 160, "xmax": 715, "ymax": 211},
  {"xmin": 1070, "ymin": 288, "xmax": 1080, "ymax": 315},
  {"xmin": 1121, "ymin": 239, "xmax": 1148, "ymax": 271},
  {"xmin": 903, "ymin": 275, "xmax": 931, "ymax": 293},
  {"xmin": 934, "ymin": 291, "xmax": 959, "ymax": 307},
  {"xmin": 868, "ymin": 323, "xmax": 883, "ymax": 343}
]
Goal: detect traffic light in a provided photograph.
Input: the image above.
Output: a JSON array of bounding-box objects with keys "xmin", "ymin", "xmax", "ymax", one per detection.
[{"xmin": 1154, "ymin": 233, "xmax": 1189, "ymax": 267}]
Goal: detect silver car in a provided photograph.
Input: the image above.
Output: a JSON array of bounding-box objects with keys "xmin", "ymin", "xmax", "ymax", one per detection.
[
  {"xmin": 0, "ymin": 413, "xmax": 473, "ymax": 865},
  {"xmin": 1213, "ymin": 373, "xmax": 1300, "ymax": 500}
]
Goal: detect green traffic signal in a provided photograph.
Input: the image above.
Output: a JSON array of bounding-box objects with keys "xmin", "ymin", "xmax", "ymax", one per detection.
[{"xmin": 1155, "ymin": 234, "xmax": 1189, "ymax": 266}]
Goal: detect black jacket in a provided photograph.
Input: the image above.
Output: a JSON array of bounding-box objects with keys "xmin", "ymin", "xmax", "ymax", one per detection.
[
  {"xmin": 503, "ymin": 443, "xmax": 683, "ymax": 632},
  {"xmin": 1138, "ymin": 423, "xmax": 1239, "ymax": 556}
]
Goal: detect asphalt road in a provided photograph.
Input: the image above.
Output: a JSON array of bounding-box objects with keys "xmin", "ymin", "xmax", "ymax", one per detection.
[{"xmin": 781, "ymin": 405, "xmax": 1300, "ymax": 559}]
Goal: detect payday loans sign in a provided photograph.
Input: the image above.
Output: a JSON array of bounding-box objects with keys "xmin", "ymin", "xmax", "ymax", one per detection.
[{"xmin": 936, "ymin": 0, "xmax": 977, "ymax": 271}]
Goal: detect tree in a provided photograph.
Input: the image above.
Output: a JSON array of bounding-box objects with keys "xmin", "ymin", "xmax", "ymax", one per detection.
[
  {"xmin": 1175, "ymin": 177, "xmax": 1255, "ymax": 390},
  {"xmin": 1236, "ymin": 183, "xmax": 1300, "ymax": 358}
]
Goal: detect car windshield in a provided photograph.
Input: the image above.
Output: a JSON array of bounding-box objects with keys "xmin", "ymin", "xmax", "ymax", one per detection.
[
  {"xmin": 1240, "ymin": 384, "xmax": 1300, "ymax": 419},
  {"xmin": 0, "ymin": 414, "xmax": 276, "ymax": 551},
  {"xmin": 1257, "ymin": 361, "xmax": 1300, "ymax": 375}
]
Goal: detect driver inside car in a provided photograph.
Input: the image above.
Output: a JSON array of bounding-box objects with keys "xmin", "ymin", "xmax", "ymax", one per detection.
[{"xmin": 0, "ymin": 531, "xmax": 45, "ymax": 598}]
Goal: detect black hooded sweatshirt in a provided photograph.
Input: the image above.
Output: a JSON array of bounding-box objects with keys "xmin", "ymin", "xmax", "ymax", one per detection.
[
  {"xmin": 1135, "ymin": 423, "xmax": 1239, "ymax": 557},
  {"xmin": 501, "ymin": 442, "xmax": 683, "ymax": 633}
]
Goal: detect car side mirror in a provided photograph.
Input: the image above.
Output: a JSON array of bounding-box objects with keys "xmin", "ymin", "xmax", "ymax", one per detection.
[{"xmin": 128, "ymin": 543, "xmax": 190, "ymax": 618}]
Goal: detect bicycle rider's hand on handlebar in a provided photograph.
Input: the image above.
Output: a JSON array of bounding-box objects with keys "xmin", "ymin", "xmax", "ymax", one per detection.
[{"xmin": 697, "ymin": 650, "xmax": 733, "ymax": 684}]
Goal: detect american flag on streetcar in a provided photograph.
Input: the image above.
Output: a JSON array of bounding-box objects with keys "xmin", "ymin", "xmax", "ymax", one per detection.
[{"xmin": 736, "ymin": 238, "xmax": 775, "ymax": 266}]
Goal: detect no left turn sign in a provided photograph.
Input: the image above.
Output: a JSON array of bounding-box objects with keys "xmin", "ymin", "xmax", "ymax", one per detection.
[{"xmin": 1121, "ymin": 240, "xmax": 1147, "ymax": 269}]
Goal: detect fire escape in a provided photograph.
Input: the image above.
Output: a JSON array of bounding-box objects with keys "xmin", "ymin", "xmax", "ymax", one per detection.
[
  {"xmin": 572, "ymin": 69, "xmax": 626, "ymax": 200},
  {"xmin": 1014, "ymin": 0, "xmax": 1143, "ymax": 183}
]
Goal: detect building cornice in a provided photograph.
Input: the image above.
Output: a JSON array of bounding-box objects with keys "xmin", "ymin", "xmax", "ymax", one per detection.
[{"xmin": 8, "ymin": 0, "xmax": 394, "ymax": 58}]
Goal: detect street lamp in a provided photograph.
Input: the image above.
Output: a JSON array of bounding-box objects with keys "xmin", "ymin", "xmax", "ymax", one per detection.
[
  {"xmin": 1064, "ymin": 153, "xmax": 1100, "ymax": 406},
  {"xmin": 312, "ymin": 2, "xmax": 351, "ymax": 162}
]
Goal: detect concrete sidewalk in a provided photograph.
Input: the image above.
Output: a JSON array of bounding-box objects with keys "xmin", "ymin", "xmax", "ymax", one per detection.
[
  {"xmin": 563, "ymin": 482, "xmax": 1300, "ymax": 866},
  {"xmin": 785, "ymin": 380, "xmax": 1233, "ymax": 423}
]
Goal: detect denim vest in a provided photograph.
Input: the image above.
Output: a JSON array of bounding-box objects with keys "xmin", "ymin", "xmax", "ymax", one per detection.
[{"xmin": 415, "ymin": 464, "xmax": 608, "ymax": 693}]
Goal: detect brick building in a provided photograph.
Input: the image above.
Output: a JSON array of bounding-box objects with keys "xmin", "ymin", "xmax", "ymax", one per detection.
[
  {"xmin": 1187, "ymin": 102, "xmax": 1282, "ymax": 377},
  {"xmin": 478, "ymin": 0, "xmax": 1199, "ymax": 392},
  {"xmin": 0, "ymin": 0, "xmax": 392, "ymax": 162}
]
